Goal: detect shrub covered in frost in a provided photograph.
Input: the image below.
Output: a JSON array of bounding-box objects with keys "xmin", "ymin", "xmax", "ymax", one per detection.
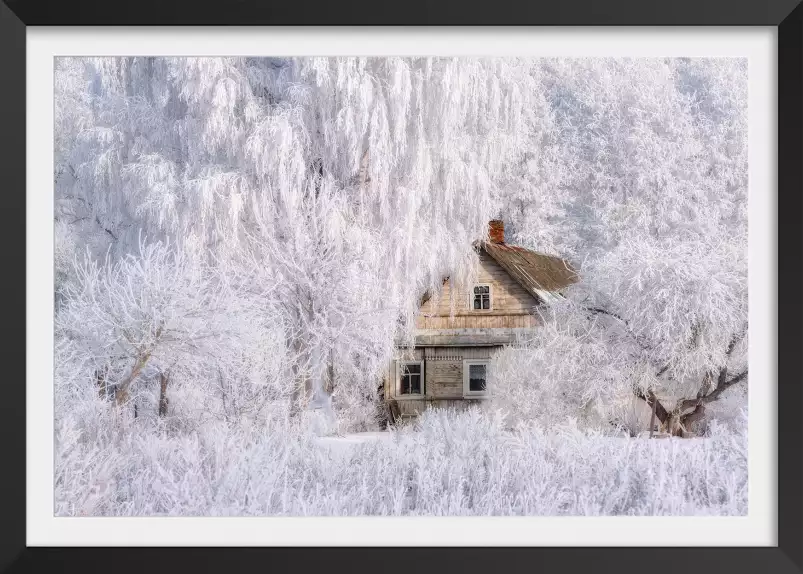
[{"xmin": 56, "ymin": 406, "xmax": 746, "ymax": 516}]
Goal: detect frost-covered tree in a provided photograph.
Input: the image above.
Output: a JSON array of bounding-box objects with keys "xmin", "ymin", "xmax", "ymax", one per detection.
[
  {"xmin": 57, "ymin": 238, "xmax": 289, "ymax": 420},
  {"xmin": 494, "ymin": 58, "xmax": 748, "ymax": 435},
  {"xmin": 55, "ymin": 56, "xmax": 747, "ymax": 435},
  {"xmin": 55, "ymin": 57, "xmax": 541, "ymax": 423}
]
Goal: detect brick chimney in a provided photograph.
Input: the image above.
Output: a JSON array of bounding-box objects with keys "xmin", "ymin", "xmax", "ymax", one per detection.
[{"xmin": 488, "ymin": 220, "xmax": 505, "ymax": 244}]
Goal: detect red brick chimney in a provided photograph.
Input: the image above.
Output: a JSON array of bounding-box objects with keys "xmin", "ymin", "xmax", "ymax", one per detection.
[{"xmin": 488, "ymin": 220, "xmax": 505, "ymax": 244}]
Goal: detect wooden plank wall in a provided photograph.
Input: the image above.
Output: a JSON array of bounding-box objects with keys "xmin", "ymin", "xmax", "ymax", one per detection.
[
  {"xmin": 416, "ymin": 252, "xmax": 540, "ymax": 329},
  {"xmin": 424, "ymin": 346, "xmax": 494, "ymax": 399},
  {"xmin": 389, "ymin": 346, "xmax": 498, "ymax": 401},
  {"xmin": 416, "ymin": 314, "xmax": 539, "ymax": 329},
  {"xmin": 424, "ymin": 347, "xmax": 462, "ymax": 399}
]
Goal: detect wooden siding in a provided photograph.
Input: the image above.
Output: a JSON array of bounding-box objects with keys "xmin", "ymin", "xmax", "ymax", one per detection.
[
  {"xmin": 424, "ymin": 347, "xmax": 462, "ymax": 399},
  {"xmin": 416, "ymin": 314, "xmax": 539, "ymax": 329},
  {"xmin": 410, "ymin": 327, "xmax": 536, "ymax": 347},
  {"xmin": 387, "ymin": 346, "xmax": 498, "ymax": 402},
  {"xmin": 416, "ymin": 251, "xmax": 540, "ymax": 330},
  {"xmin": 424, "ymin": 346, "xmax": 494, "ymax": 399}
]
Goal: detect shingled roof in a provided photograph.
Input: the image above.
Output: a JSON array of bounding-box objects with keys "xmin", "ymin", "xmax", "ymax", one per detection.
[
  {"xmin": 417, "ymin": 221, "xmax": 578, "ymax": 309},
  {"xmin": 478, "ymin": 240, "xmax": 579, "ymax": 303}
]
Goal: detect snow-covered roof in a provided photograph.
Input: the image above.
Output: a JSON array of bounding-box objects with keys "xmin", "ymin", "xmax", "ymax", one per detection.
[
  {"xmin": 417, "ymin": 241, "xmax": 578, "ymax": 309},
  {"xmin": 478, "ymin": 241, "xmax": 578, "ymax": 302}
]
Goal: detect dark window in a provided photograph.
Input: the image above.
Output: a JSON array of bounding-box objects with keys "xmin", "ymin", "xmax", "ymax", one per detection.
[
  {"xmin": 400, "ymin": 363, "xmax": 422, "ymax": 395},
  {"xmin": 473, "ymin": 285, "xmax": 491, "ymax": 310},
  {"xmin": 469, "ymin": 364, "xmax": 487, "ymax": 392}
]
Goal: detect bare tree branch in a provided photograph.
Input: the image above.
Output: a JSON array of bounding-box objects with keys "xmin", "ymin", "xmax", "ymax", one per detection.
[
  {"xmin": 702, "ymin": 370, "xmax": 747, "ymax": 404},
  {"xmin": 635, "ymin": 389, "xmax": 670, "ymax": 426}
]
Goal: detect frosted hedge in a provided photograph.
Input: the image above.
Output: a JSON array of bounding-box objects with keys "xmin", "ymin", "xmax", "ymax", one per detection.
[{"xmin": 56, "ymin": 408, "xmax": 746, "ymax": 517}]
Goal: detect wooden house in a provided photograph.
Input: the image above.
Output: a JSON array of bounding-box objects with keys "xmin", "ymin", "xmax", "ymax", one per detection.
[{"xmin": 384, "ymin": 220, "xmax": 579, "ymax": 419}]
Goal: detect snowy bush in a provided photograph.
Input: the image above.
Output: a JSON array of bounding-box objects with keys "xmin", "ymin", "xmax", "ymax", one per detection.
[
  {"xmin": 56, "ymin": 237, "xmax": 295, "ymax": 425},
  {"xmin": 55, "ymin": 407, "xmax": 746, "ymax": 516},
  {"xmin": 489, "ymin": 302, "xmax": 634, "ymax": 430}
]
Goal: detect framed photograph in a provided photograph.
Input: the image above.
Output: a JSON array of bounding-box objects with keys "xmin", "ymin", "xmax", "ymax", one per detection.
[{"xmin": 2, "ymin": 1, "xmax": 801, "ymax": 572}]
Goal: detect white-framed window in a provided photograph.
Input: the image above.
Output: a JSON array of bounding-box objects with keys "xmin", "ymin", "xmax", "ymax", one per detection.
[
  {"xmin": 397, "ymin": 360, "xmax": 424, "ymax": 397},
  {"xmin": 470, "ymin": 283, "xmax": 492, "ymax": 311},
  {"xmin": 463, "ymin": 359, "xmax": 490, "ymax": 397}
]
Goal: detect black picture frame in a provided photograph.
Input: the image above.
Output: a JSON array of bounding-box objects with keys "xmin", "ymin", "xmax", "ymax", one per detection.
[{"xmin": 1, "ymin": 2, "xmax": 800, "ymax": 573}]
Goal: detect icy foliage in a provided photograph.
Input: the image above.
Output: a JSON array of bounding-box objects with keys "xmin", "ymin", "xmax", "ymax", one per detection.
[
  {"xmin": 492, "ymin": 58, "xmax": 748, "ymax": 433},
  {"xmin": 489, "ymin": 303, "xmax": 634, "ymax": 430},
  {"xmin": 55, "ymin": 57, "xmax": 543, "ymax": 419},
  {"xmin": 55, "ymin": 57, "xmax": 747, "ymax": 428},
  {"xmin": 54, "ymin": 57, "xmax": 748, "ymax": 515},
  {"xmin": 55, "ymin": 408, "xmax": 746, "ymax": 516}
]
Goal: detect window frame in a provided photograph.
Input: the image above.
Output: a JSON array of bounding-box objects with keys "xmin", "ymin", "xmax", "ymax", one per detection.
[
  {"xmin": 462, "ymin": 359, "xmax": 490, "ymax": 398},
  {"xmin": 396, "ymin": 360, "xmax": 425, "ymax": 399},
  {"xmin": 469, "ymin": 283, "xmax": 493, "ymax": 312}
]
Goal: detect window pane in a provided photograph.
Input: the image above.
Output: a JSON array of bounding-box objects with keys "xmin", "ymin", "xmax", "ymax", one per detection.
[
  {"xmin": 410, "ymin": 374, "xmax": 421, "ymax": 394},
  {"xmin": 404, "ymin": 364, "xmax": 421, "ymax": 375},
  {"xmin": 472, "ymin": 286, "xmax": 491, "ymax": 310},
  {"xmin": 469, "ymin": 364, "xmax": 486, "ymax": 378},
  {"xmin": 401, "ymin": 364, "xmax": 422, "ymax": 395},
  {"xmin": 469, "ymin": 364, "xmax": 487, "ymax": 392}
]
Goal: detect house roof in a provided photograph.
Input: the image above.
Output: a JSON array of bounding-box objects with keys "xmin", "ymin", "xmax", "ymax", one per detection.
[
  {"xmin": 418, "ymin": 242, "xmax": 578, "ymax": 308},
  {"xmin": 477, "ymin": 241, "xmax": 579, "ymax": 302}
]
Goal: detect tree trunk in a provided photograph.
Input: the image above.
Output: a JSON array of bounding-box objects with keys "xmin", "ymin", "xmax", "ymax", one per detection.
[
  {"xmin": 324, "ymin": 349, "xmax": 335, "ymax": 395},
  {"xmin": 158, "ymin": 371, "xmax": 170, "ymax": 417},
  {"xmin": 288, "ymin": 307, "xmax": 314, "ymax": 417},
  {"xmin": 664, "ymin": 415, "xmax": 685, "ymax": 437},
  {"xmin": 635, "ymin": 390, "xmax": 684, "ymax": 437},
  {"xmin": 289, "ymin": 367, "xmax": 313, "ymax": 417},
  {"xmin": 115, "ymin": 386, "xmax": 129, "ymax": 407},
  {"xmin": 637, "ymin": 361, "xmax": 747, "ymax": 438},
  {"xmin": 636, "ymin": 390, "xmax": 670, "ymax": 425},
  {"xmin": 95, "ymin": 368, "xmax": 108, "ymax": 400},
  {"xmin": 115, "ymin": 352, "xmax": 152, "ymax": 407}
]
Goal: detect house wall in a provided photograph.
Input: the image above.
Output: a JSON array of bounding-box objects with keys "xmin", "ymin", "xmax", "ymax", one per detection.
[
  {"xmin": 387, "ymin": 346, "xmax": 500, "ymax": 415},
  {"xmin": 416, "ymin": 251, "xmax": 540, "ymax": 329},
  {"xmin": 424, "ymin": 347, "xmax": 463, "ymax": 399},
  {"xmin": 386, "ymin": 251, "xmax": 543, "ymax": 418}
]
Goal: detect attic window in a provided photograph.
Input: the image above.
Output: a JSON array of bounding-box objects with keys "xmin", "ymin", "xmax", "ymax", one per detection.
[{"xmin": 471, "ymin": 284, "xmax": 492, "ymax": 311}]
